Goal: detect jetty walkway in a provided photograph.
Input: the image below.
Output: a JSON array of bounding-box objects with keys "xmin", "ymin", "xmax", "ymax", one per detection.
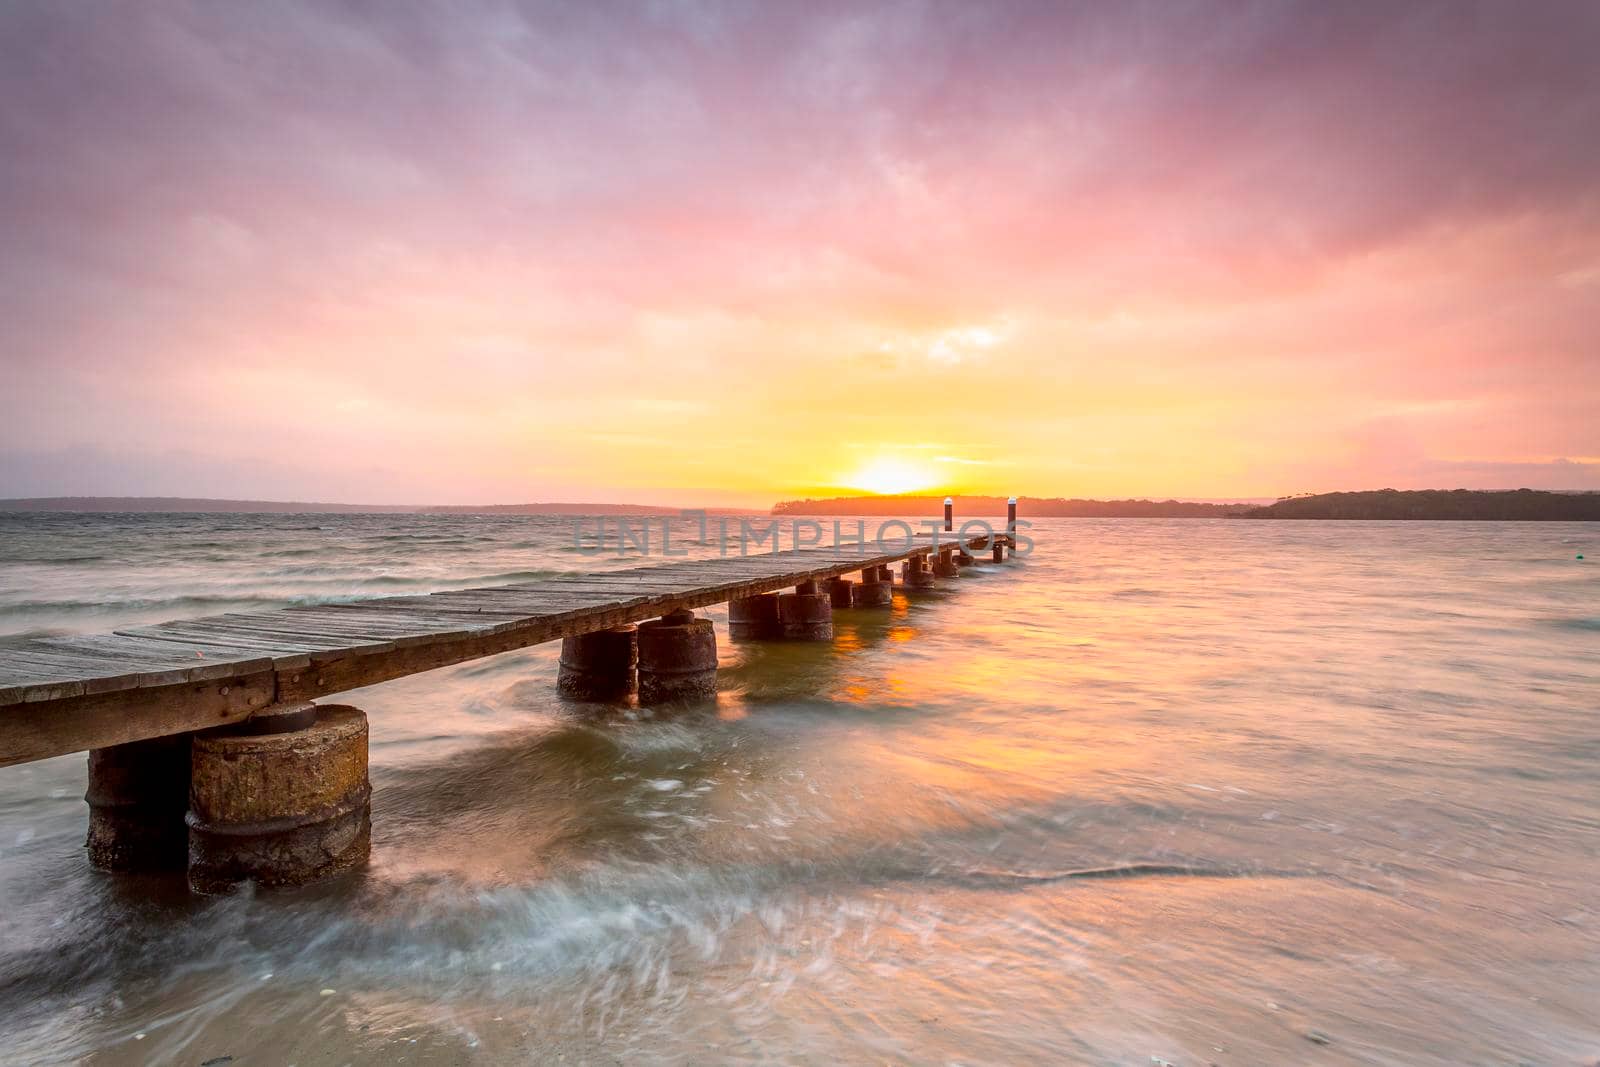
[{"xmin": 0, "ymin": 510, "xmax": 1019, "ymax": 892}]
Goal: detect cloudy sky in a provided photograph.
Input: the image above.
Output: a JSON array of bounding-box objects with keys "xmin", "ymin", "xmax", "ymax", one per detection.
[{"xmin": 2, "ymin": 1, "xmax": 1596, "ymax": 506}]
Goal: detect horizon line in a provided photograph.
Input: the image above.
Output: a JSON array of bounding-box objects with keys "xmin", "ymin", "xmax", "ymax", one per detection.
[{"xmin": 3, "ymin": 488, "xmax": 1595, "ymax": 515}]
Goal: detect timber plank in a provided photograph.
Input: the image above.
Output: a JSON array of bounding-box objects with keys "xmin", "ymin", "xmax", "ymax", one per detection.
[
  {"xmin": 513, "ymin": 583, "xmax": 674, "ymax": 597},
  {"xmin": 419, "ymin": 590, "xmax": 622, "ymax": 608},
  {"xmin": 311, "ymin": 594, "xmax": 544, "ymax": 612},
  {"xmin": 0, "ymin": 647, "xmax": 209, "ymax": 694},
  {"xmin": 310, "ymin": 601, "xmax": 619, "ymax": 629},
  {"xmin": 130, "ymin": 623, "xmax": 368, "ymax": 652},
  {"xmin": 114, "ymin": 625, "xmax": 358, "ymax": 665},
  {"xmin": 0, "ymin": 652, "xmax": 90, "ymax": 688},
  {"xmin": 381, "ymin": 588, "xmax": 623, "ymax": 606},
  {"xmin": 409, "ymin": 597, "xmax": 645, "ymax": 618},
  {"xmin": 195, "ymin": 624, "xmax": 464, "ymax": 649},
  {"xmin": 150, "ymin": 628, "xmax": 393, "ymax": 658},
  {"xmin": 110, "ymin": 639, "xmax": 315, "ymax": 673},
  {"xmin": 204, "ymin": 613, "xmax": 485, "ymax": 648},
  {"xmin": 540, "ymin": 580, "xmax": 699, "ymax": 592},
  {"xmin": 0, "ymin": 530, "xmax": 1014, "ymax": 757},
  {"xmin": 223, "ymin": 610, "xmax": 482, "ymax": 637},
  {"xmin": 47, "ymin": 634, "xmax": 274, "ymax": 683}
]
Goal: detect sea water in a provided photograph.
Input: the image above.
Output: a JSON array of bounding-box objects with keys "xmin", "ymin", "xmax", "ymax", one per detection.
[{"xmin": 0, "ymin": 513, "xmax": 1595, "ymax": 1064}]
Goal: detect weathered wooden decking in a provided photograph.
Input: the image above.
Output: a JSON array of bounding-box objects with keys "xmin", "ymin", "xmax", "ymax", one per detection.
[{"xmin": 0, "ymin": 532, "xmax": 1004, "ymax": 767}]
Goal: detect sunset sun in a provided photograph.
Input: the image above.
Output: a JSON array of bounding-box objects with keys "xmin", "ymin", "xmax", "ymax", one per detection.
[{"xmin": 845, "ymin": 457, "xmax": 936, "ymax": 496}]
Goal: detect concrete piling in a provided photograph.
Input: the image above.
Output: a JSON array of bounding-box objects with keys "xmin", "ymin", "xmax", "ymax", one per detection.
[
  {"xmin": 187, "ymin": 704, "xmax": 371, "ymax": 894},
  {"xmin": 902, "ymin": 555, "xmax": 936, "ymax": 588},
  {"xmin": 85, "ymin": 733, "xmax": 192, "ymax": 872},
  {"xmin": 852, "ymin": 567, "xmax": 893, "ymax": 606},
  {"xmin": 828, "ymin": 577, "xmax": 855, "ymax": 609},
  {"xmin": 637, "ymin": 608, "xmax": 718, "ymax": 703},
  {"xmin": 729, "ymin": 592, "xmax": 783, "ymax": 640},
  {"xmin": 778, "ymin": 583, "xmax": 834, "ymax": 640},
  {"xmin": 557, "ymin": 625, "xmax": 638, "ymax": 701}
]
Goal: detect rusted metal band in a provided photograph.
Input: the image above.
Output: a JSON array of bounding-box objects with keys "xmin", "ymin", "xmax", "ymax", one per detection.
[
  {"xmin": 186, "ymin": 781, "xmax": 371, "ymax": 839},
  {"xmin": 240, "ymin": 701, "xmax": 319, "ymax": 735}
]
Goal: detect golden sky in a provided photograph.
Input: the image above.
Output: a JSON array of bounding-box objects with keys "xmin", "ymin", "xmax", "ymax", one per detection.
[{"xmin": 2, "ymin": 3, "xmax": 1597, "ymax": 507}]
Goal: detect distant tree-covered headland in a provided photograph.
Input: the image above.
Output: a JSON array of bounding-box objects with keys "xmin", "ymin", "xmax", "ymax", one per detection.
[
  {"xmin": 771, "ymin": 490, "xmax": 1600, "ymax": 520},
  {"xmin": 1240, "ymin": 489, "xmax": 1600, "ymax": 520},
  {"xmin": 770, "ymin": 495, "xmax": 1250, "ymax": 517}
]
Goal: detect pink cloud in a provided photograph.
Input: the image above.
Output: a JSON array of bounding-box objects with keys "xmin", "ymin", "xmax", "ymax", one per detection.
[{"xmin": 1, "ymin": 2, "xmax": 1597, "ymax": 502}]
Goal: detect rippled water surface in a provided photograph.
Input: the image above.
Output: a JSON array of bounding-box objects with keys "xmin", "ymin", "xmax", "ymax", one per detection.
[{"xmin": 0, "ymin": 513, "xmax": 1596, "ymax": 1065}]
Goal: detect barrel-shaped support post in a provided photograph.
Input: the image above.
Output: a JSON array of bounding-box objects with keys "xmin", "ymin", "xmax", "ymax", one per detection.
[
  {"xmin": 188, "ymin": 703, "xmax": 371, "ymax": 894},
  {"xmin": 828, "ymin": 577, "xmax": 854, "ymax": 609},
  {"xmin": 729, "ymin": 592, "xmax": 782, "ymax": 640},
  {"xmin": 637, "ymin": 609, "xmax": 718, "ymax": 704},
  {"xmin": 85, "ymin": 733, "xmax": 193, "ymax": 872},
  {"xmin": 852, "ymin": 567, "xmax": 893, "ymax": 607},
  {"xmin": 557, "ymin": 625, "xmax": 637, "ymax": 701},
  {"xmin": 778, "ymin": 584, "xmax": 834, "ymax": 640},
  {"xmin": 933, "ymin": 548, "xmax": 960, "ymax": 579},
  {"xmin": 902, "ymin": 554, "xmax": 936, "ymax": 588},
  {"xmin": 992, "ymin": 540, "xmax": 1006, "ymax": 563}
]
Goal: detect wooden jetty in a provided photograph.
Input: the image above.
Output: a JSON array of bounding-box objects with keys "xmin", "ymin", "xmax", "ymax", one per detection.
[{"xmin": 0, "ymin": 510, "xmax": 1019, "ymax": 891}]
